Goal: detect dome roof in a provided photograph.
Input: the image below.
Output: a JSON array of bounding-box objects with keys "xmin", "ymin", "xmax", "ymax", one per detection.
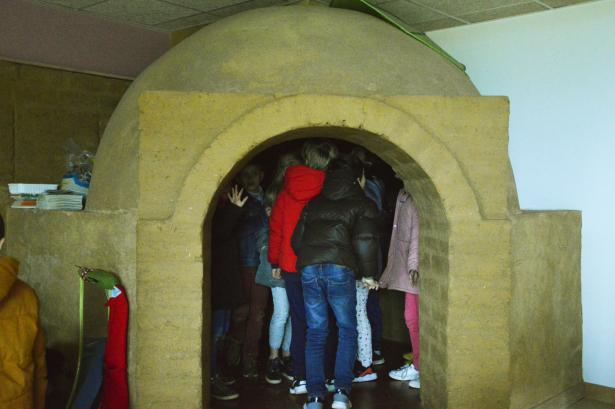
[{"xmin": 88, "ymin": 4, "xmax": 478, "ymax": 210}]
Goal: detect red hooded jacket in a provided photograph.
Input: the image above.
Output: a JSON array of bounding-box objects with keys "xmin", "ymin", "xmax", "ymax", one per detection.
[{"xmin": 268, "ymin": 165, "xmax": 325, "ymax": 273}]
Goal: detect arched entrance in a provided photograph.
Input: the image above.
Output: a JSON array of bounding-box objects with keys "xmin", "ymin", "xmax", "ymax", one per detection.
[{"xmin": 135, "ymin": 93, "xmax": 511, "ymax": 409}]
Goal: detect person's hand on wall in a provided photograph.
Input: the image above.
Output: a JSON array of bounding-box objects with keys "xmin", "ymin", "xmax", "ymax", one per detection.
[
  {"xmin": 227, "ymin": 185, "xmax": 248, "ymax": 207},
  {"xmin": 362, "ymin": 276, "xmax": 379, "ymax": 290},
  {"xmin": 272, "ymin": 267, "xmax": 282, "ymax": 279}
]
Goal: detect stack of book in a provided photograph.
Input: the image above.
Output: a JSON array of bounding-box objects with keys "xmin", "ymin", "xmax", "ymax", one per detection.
[
  {"xmin": 37, "ymin": 191, "xmax": 84, "ymax": 211},
  {"xmin": 8, "ymin": 183, "xmax": 58, "ymax": 209},
  {"xmin": 11, "ymin": 194, "xmax": 39, "ymax": 208}
]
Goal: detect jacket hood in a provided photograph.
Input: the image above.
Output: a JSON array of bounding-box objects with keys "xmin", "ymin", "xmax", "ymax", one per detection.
[
  {"xmin": 284, "ymin": 165, "xmax": 326, "ymax": 202},
  {"xmin": 0, "ymin": 256, "xmax": 19, "ymax": 302},
  {"xmin": 321, "ymin": 168, "xmax": 364, "ymax": 201}
]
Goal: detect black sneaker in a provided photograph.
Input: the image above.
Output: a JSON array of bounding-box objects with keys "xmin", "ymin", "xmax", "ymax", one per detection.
[
  {"xmin": 219, "ymin": 374, "xmax": 236, "ymax": 385},
  {"xmin": 266, "ymin": 357, "xmax": 283, "ymax": 385},
  {"xmin": 242, "ymin": 357, "xmax": 258, "ymax": 380},
  {"xmin": 372, "ymin": 350, "xmax": 385, "ymax": 365},
  {"xmin": 281, "ymin": 356, "xmax": 294, "ymax": 380},
  {"xmin": 211, "ymin": 376, "xmax": 239, "ymax": 400},
  {"xmin": 225, "ymin": 337, "xmax": 242, "ymax": 368}
]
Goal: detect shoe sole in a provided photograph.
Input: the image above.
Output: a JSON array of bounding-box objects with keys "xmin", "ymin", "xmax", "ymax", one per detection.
[
  {"xmin": 372, "ymin": 358, "xmax": 385, "ymax": 365},
  {"xmin": 265, "ymin": 376, "xmax": 282, "ymax": 385},
  {"xmin": 212, "ymin": 393, "xmax": 239, "ymax": 401},
  {"xmin": 389, "ymin": 373, "xmax": 417, "ymax": 381},
  {"xmin": 353, "ymin": 373, "xmax": 378, "ymax": 383},
  {"xmin": 331, "ymin": 401, "xmax": 352, "ymax": 409},
  {"xmin": 408, "ymin": 382, "xmax": 420, "ymax": 389},
  {"xmin": 243, "ymin": 374, "xmax": 259, "ymax": 380},
  {"xmin": 289, "ymin": 387, "xmax": 307, "ymax": 395}
]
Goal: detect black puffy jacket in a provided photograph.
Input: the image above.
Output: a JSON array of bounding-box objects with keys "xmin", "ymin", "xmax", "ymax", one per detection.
[{"xmin": 291, "ymin": 166, "xmax": 381, "ymax": 279}]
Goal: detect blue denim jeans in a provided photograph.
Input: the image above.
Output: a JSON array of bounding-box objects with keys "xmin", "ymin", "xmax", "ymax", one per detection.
[
  {"xmin": 302, "ymin": 264, "xmax": 358, "ymax": 399},
  {"xmin": 211, "ymin": 309, "xmax": 231, "ymax": 376},
  {"xmin": 283, "ymin": 272, "xmax": 338, "ymax": 381},
  {"xmin": 269, "ymin": 287, "xmax": 292, "ymax": 352}
]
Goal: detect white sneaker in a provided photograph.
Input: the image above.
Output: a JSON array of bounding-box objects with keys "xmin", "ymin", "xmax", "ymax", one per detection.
[
  {"xmin": 389, "ymin": 364, "xmax": 419, "ymax": 381},
  {"xmin": 290, "ymin": 378, "xmax": 308, "ymax": 395},
  {"xmin": 408, "ymin": 377, "xmax": 420, "ymax": 389}
]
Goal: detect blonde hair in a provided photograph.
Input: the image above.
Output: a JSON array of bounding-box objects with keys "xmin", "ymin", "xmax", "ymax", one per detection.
[{"xmin": 302, "ymin": 140, "xmax": 338, "ymax": 170}]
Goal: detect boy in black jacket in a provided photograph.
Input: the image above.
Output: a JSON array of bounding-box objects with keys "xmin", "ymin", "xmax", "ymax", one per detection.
[{"xmin": 292, "ymin": 157, "xmax": 380, "ymax": 409}]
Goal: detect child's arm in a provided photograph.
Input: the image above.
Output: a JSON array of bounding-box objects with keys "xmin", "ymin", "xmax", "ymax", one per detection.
[{"xmin": 406, "ymin": 197, "xmax": 420, "ymax": 276}]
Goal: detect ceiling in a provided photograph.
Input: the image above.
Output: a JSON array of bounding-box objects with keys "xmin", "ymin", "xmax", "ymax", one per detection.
[{"xmin": 30, "ymin": 0, "xmax": 594, "ymax": 32}]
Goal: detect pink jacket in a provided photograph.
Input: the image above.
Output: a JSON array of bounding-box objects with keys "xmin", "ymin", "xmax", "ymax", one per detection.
[{"xmin": 379, "ymin": 190, "xmax": 420, "ymax": 294}]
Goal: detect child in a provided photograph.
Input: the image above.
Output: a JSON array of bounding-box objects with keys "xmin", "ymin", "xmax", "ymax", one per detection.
[
  {"xmin": 228, "ymin": 163, "xmax": 270, "ymax": 379},
  {"xmin": 210, "ymin": 185, "xmax": 247, "ymax": 400},
  {"xmin": 255, "ymin": 153, "xmax": 301, "ymax": 384},
  {"xmin": 268, "ymin": 140, "xmax": 338, "ymax": 395},
  {"xmin": 0, "ymin": 215, "xmax": 47, "ymax": 409},
  {"xmin": 292, "ymin": 156, "xmax": 381, "ymax": 409},
  {"xmin": 379, "ymin": 188, "xmax": 421, "ymax": 389},
  {"xmin": 349, "ymin": 148, "xmax": 386, "ymax": 380}
]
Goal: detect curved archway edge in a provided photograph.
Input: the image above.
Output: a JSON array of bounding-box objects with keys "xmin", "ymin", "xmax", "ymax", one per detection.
[
  {"xmin": 134, "ymin": 93, "xmax": 513, "ymax": 409},
  {"xmin": 170, "ymin": 94, "xmax": 482, "ymax": 226}
]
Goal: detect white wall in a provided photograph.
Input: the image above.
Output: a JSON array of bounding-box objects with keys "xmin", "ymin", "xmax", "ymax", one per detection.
[{"xmin": 429, "ymin": 0, "xmax": 615, "ymax": 388}]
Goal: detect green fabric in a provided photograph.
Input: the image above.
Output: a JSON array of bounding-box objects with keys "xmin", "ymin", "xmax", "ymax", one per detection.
[
  {"xmin": 79, "ymin": 267, "xmax": 119, "ymax": 290},
  {"xmin": 329, "ymin": 0, "xmax": 466, "ymax": 73}
]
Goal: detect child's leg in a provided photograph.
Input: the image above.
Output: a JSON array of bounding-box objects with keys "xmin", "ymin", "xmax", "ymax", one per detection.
[
  {"xmin": 228, "ymin": 267, "xmax": 254, "ymax": 342},
  {"xmin": 278, "ymin": 287, "xmax": 292, "ymax": 356},
  {"xmin": 282, "ymin": 314, "xmax": 292, "ymax": 356},
  {"xmin": 269, "ymin": 286, "xmax": 290, "ymax": 358},
  {"xmin": 302, "ymin": 265, "xmax": 331, "ymax": 399},
  {"xmin": 355, "ymin": 281, "xmax": 372, "ymax": 368},
  {"xmin": 211, "ymin": 309, "xmax": 230, "ymax": 377},
  {"xmin": 324, "ymin": 265, "xmax": 357, "ymax": 394},
  {"xmin": 404, "ymin": 292, "xmax": 420, "ymax": 370},
  {"xmin": 283, "ymin": 272, "xmax": 307, "ymax": 380},
  {"xmin": 243, "ymin": 273, "xmax": 270, "ymax": 362},
  {"xmin": 366, "ymin": 290, "xmax": 383, "ymax": 352}
]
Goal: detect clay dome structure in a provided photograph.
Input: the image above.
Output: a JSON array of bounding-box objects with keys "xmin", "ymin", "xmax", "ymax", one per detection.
[
  {"xmin": 88, "ymin": 5, "xmax": 478, "ymax": 211},
  {"xmin": 8, "ymin": 5, "xmax": 582, "ymax": 409}
]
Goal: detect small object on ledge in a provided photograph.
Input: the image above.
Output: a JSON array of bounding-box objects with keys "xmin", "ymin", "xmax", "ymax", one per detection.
[
  {"xmin": 8, "ymin": 183, "xmax": 60, "ymax": 209},
  {"xmin": 37, "ymin": 190, "xmax": 84, "ymax": 211},
  {"xmin": 10, "ymin": 194, "xmax": 38, "ymax": 209},
  {"xmin": 8, "ymin": 183, "xmax": 58, "ymax": 195}
]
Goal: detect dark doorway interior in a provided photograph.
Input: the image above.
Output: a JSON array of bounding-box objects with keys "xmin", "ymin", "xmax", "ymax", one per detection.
[{"xmin": 208, "ymin": 137, "xmax": 419, "ymax": 408}]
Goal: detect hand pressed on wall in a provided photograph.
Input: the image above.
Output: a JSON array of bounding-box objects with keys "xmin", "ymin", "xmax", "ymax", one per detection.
[{"xmin": 227, "ymin": 185, "xmax": 248, "ymax": 207}]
